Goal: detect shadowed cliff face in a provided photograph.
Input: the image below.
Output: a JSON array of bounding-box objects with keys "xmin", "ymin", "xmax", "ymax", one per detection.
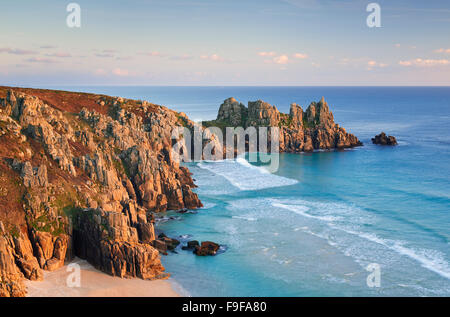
[
  {"xmin": 208, "ymin": 96, "xmax": 362, "ymax": 152},
  {"xmin": 0, "ymin": 87, "xmax": 202, "ymax": 296}
]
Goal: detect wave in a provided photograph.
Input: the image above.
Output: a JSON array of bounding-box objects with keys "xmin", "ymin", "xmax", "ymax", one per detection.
[
  {"xmin": 196, "ymin": 158, "xmax": 298, "ymax": 191},
  {"xmin": 270, "ymin": 199, "xmax": 372, "ymax": 225},
  {"xmin": 344, "ymin": 229, "xmax": 450, "ymax": 281},
  {"xmin": 271, "ymin": 199, "xmax": 450, "ymax": 281},
  {"xmin": 273, "ymin": 202, "xmax": 341, "ymax": 222},
  {"xmin": 232, "ymin": 215, "xmax": 257, "ymax": 221}
]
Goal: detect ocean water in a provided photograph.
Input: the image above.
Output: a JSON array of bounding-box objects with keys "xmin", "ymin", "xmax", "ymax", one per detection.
[{"xmin": 49, "ymin": 86, "xmax": 450, "ymax": 296}]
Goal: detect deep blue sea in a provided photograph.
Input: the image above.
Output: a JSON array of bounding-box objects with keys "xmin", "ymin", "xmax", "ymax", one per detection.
[{"xmin": 47, "ymin": 86, "xmax": 450, "ymax": 296}]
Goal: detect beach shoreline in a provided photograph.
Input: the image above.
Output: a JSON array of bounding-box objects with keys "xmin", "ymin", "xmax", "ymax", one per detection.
[{"xmin": 25, "ymin": 257, "xmax": 180, "ymax": 297}]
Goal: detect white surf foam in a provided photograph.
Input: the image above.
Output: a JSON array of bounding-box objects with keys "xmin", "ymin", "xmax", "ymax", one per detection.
[
  {"xmin": 344, "ymin": 229, "xmax": 450, "ymax": 280},
  {"xmin": 273, "ymin": 202, "xmax": 341, "ymax": 222},
  {"xmin": 271, "ymin": 199, "xmax": 450, "ymax": 281},
  {"xmin": 196, "ymin": 158, "xmax": 298, "ymax": 191},
  {"xmin": 232, "ymin": 215, "xmax": 257, "ymax": 221}
]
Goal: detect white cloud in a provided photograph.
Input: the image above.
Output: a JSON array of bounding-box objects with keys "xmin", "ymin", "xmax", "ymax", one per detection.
[
  {"xmin": 258, "ymin": 52, "xmax": 308, "ymax": 65},
  {"xmin": 170, "ymin": 54, "xmax": 194, "ymax": 60},
  {"xmin": 45, "ymin": 52, "xmax": 72, "ymax": 58},
  {"xmin": 25, "ymin": 57, "xmax": 57, "ymax": 64},
  {"xmin": 0, "ymin": 47, "xmax": 36, "ymax": 55},
  {"xmin": 200, "ymin": 54, "xmax": 225, "ymax": 62},
  {"xmin": 399, "ymin": 61, "xmax": 412, "ymax": 66},
  {"xmin": 40, "ymin": 45, "xmax": 57, "ymax": 49},
  {"xmin": 339, "ymin": 57, "xmax": 351, "ymax": 65},
  {"xmin": 399, "ymin": 58, "xmax": 450, "ymax": 67},
  {"xmin": 112, "ymin": 68, "xmax": 129, "ymax": 76},
  {"xmin": 293, "ymin": 53, "xmax": 308, "ymax": 59},
  {"xmin": 367, "ymin": 60, "xmax": 388, "ymax": 70},
  {"xmin": 139, "ymin": 51, "xmax": 165, "ymax": 57},
  {"xmin": 273, "ymin": 55, "xmax": 289, "ymax": 64},
  {"xmin": 95, "ymin": 53, "xmax": 114, "ymax": 58},
  {"xmin": 434, "ymin": 48, "xmax": 450, "ymax": 54},
  {"xmin": 94, "ymin": 68, "xmax": 106, "ymax": 76},
  {"xmin": 258, "ymin": 51, "xmax": 276, "ymax": 57},
  {"xmin": 116, "ymin": 56, "xmax": 133, "ymax": 61}
]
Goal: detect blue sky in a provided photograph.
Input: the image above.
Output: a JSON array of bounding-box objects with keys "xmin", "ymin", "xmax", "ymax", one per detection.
[{"xmin": 1, "ymin": 0, "xmax": 449, "ymax": 86}]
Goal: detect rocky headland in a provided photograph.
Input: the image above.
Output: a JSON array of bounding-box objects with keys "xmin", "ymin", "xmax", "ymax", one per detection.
[
  {"xmin": 0, "ymin": 87, "xmax": 203, "ymax": 296},
  {"xmin": 0, "ymin": 87, "xmax": 362, "ymax": 297},
  {"xmin": 204, "ymin": 97, "xmax": 362, "ymax": 152}
]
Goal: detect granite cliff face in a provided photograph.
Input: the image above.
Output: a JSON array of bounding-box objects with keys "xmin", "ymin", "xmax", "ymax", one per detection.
[
  {"xmin": 0, "ymin": 88, "xmax": 362, "ymax": 297},
  {"xmin": 0, "ymin": 87, "xmax": 202, "ymax": 296},
  {"xmin": 208, "ymin": 97, "xmax": 362, "ymax": 152}
]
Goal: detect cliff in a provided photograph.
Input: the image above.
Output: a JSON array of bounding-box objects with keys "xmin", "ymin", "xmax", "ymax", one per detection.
[
  {"xmin": 0, "ymin": 87, "xmax": 202, "ymax": 296},
  {"xmin": 205, "ymin": 97, "xmax": 362, "ymax": 152},
  {"xmin": 0, "ymin": 87, "xmax": 362, "ymax": 297}
]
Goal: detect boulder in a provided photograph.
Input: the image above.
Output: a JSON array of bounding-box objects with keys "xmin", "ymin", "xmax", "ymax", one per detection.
[
  {"xmin": 372, "ymin": 132, "xmax": 398, "ymax": 145},
  {"xmin": 182, "ymin": 240, "xmax": 199, "ymax": 250},
  {"xmin": 194, "ymin": 241, "xmax": 220, "ymax": 256}
]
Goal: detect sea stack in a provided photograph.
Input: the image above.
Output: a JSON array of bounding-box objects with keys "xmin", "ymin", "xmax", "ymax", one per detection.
[
  {"xmin": 372, "ymin": 132, "xmax": 398, "ymax": 145},
  {"xmin": 206, "ymin": 96, "xmax": 362, "ymax": 152}
]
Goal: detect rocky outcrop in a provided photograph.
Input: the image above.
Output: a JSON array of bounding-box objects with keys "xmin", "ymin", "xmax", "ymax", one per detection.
[
  {"xmin": 151, "ymin": 233, "xmax": 180, "ymax": 255},
  {"xmin": 209, "ymin": 96, "xmax": 362, "ymax": 152},
  {"xmin": 0, "ymin": 88, "xmax": 204, "ymax": 296},
  {"xmin": 13, "ymin": 232, "xmax": 43, "ymax": 279},
  {"xmin": 217, "ymin": 98, "xmax": 247, "ymax": 126},
  {"xmin": 0, "ymin": 235, "xmax": 27, "ymax": 297},
  {"xmin": 181, "ymin": 240, "xmax": 200, "ymax": 251},
  {"xmin": 73, "ymin": 208, "xmax": 167, "ymax": 280},
  {"xmin": 193, "ymin": 241, "xmax": 220, "ymax": 256},
  {"xmin": 372, "ymin": 132, "xmax": 397, "ymax": 145}
]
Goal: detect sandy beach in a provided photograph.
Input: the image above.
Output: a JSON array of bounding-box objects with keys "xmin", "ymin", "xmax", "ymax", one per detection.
[{"xmin": 25, "ymin": 258, "xmax": 180, "ymax": 297}]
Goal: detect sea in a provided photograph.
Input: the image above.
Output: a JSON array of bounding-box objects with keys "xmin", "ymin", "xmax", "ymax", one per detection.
[{"xmin": 44, "ymin": 86, "xmax": 450, "ymax": 296}]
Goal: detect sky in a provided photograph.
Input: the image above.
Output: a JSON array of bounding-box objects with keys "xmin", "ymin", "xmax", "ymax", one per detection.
[{"xmin": 0, "ymin": 0, "xmax": 450, "ymax": 86}]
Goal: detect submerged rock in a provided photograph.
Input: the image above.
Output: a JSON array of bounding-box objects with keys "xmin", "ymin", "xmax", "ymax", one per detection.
[
  {"xmin": 181, "ymin": 240, "xmax": 200, "ymax": 250},
  {"xmin": 372, "ymin": 132, "xmax": 398, "ymax": 145}
]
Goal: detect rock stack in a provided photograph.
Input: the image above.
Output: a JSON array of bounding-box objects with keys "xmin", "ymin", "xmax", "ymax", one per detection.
[
  {"xmin": 208, "ymin": 96, "xmax": 362, "ymax": 152},
  {"xmin": 372, "ymin": 132, "xmax": 398, "ymax": 145}
]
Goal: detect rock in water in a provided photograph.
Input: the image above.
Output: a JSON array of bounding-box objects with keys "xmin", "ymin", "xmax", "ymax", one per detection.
[
  {"xmin": 194, "ymin": 241, "xmax": 220, "ymax": 256},
  {"xmin": 205, "ymin": 96, "xmax": 362, "ymax": 153},
  {"xmin": 181, "ymin": 240, "xmax": 200, "ymax": 250},
  {"xmin": 372, "ymin": 132, "xmax": 398, "ymax": 145}
]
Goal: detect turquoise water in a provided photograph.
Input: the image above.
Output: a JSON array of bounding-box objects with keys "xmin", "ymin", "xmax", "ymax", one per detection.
[{"xmin": 49, "ymin": 86, "xmax": 450, "ymax": 296}]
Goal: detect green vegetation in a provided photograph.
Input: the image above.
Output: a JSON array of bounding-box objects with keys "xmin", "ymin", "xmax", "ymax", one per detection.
[
  {"xmin": 111, "ymin": 156, "xmax": 126, "ymax": 176},
  {"xmin": 52, "ymin": 190, "xmax": 84, "ymax": 213},
  {"xmin": 279, "ymin": 113, "xmax": 293, "ymax": 127},
  {"xmin": 203, "ymin": 119, "xmax": 232, "ymax": 132},
  {"xmin": 120, "ymin": 157, "xmax": 132, "ymax": 178},
  {"xmin": 28, "ymin": 211, "xmax": 68, "ymax": 236},
  {"xmin": 302, "ymin": 116, "xmax": 317, "ymax": 129},
  {"xmin": 9, "ymin": 225, "xmax": 20, "ymax": 239},
  {"xmin": 177, "ymin": 114, "xmax": 189, "ymax": 127}
]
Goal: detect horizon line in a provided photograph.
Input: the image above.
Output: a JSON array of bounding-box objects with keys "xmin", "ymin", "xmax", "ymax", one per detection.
[{"xmin": 3, "ymin": 84, "xmax": 450, "ymax": 89}]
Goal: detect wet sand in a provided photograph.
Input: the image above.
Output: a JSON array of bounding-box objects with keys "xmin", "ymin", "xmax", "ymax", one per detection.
[{"xmin": 25, "ymin": 258, "xmax": 180, "ymax": 297}]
